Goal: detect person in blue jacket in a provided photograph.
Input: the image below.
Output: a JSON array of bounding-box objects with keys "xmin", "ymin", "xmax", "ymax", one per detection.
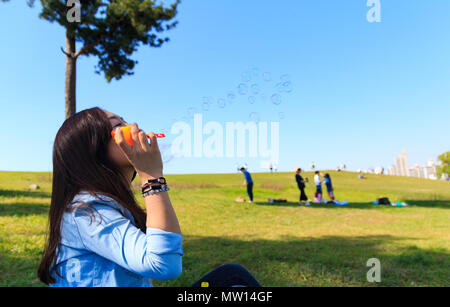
[
  {"xmin": 37, "ymin": 107, "xmax": 260, "ymax": 287},
  {"xmin": 240, "ymin": 167, "xmax": 254, "ymax": 203},
  {"xmin": 324, "ymin": 173, "xmax": 335, "ymax": 202}
]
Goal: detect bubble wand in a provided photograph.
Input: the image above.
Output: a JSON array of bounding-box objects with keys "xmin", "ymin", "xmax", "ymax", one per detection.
[{"xmin": 111, "ymin": 125, "xmax": 165, "ymax": 146}]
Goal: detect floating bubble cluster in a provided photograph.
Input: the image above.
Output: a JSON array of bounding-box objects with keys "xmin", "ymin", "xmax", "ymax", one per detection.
[{"xmin": 159, "ymin": 68, "xmax": 294, "ymax": 165}]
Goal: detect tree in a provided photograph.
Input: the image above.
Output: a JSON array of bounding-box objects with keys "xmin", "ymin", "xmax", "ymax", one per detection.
[
  {"xmin": 437, "ymin": 151, "xmax": 450, "ymax": 179},
  {"xmin": 4, "ymin": 0, "xmax": 180, "ymax": 119}
]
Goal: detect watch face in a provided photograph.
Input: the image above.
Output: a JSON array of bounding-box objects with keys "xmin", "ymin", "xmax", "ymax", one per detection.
[{"xmin": 159, "ymin": 177, "xmax": 166, "ymax": 184}]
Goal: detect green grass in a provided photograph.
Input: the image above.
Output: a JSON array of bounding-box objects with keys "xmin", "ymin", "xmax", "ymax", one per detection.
[{"xmin": 0, "ymin": 170, "xmax": 449, "ymax": 286}]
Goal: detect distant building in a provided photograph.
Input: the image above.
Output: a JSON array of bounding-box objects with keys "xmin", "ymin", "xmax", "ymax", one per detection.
[{"xmin": 386, "ymin": 150, "xmax": 438, "ymax": 180}]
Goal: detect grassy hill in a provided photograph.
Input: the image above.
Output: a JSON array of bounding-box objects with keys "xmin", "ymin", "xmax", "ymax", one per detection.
[{"xmin": 0, "ymin": 170, "xmax": 449, "ymax": 286}]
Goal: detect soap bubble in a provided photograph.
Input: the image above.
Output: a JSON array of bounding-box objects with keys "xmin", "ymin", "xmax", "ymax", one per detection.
[
  {"xmin": 280, "ymin": 74, "xmax": 291, "ymax": 82},
  {"xmin": 282, "ymin": 81, "xmax": 293, "ymax": 93},
  {"xmin": 278, "ymin": 112, "xmax": 285, "ymax": 119},
  {"xmin": 237, "ymin": 83, "xmax": 248, "ymax": 95},
  {"xmin": 163, "ymin": 153, "xmax": 176, "ymax": 164},
  {"xmin": 251, "ymin": 67, "xmax": 260, "ymax": 77},
  {"xmin": 241, "ymin": 71, "xmax": 252, "ymax": 82},
  {"xmin": 227, "ymin": 91, "xmax": 236, "ymax": 102},
  {"xmin": 263, "ymin": 72, "xmax": 272, "ymax": 81},
  {"xmin": 217, "ymin": 98, "xmax": 226, "ymax": 108},
  {"xmin": 274, "ymin": 82, "xmax": 281, "ymax": 93},
  {"xmin": 271, "ymin": 93, "xmax": 281, "ymax": 105},
  {"xmin": 250, "ymin": 84, "xmax": 260, "ymax": 95},
  {"xmin": 249, "ymin": 112, "xmax": 260, "ymax": 123},
  {"xmin": 207, "ymin": 96, "xmax": 214, "ymax": 105},
  {"xmin": 159, "ymin": 143, "xmax": 172, "ymax": 152},
  {"xmin": 248, "ymin": 96, "xmax": 256, "ymax": 104},
  {"xmin": 202, "ymin": 101, "xmax": 210, "ymax": 111}
]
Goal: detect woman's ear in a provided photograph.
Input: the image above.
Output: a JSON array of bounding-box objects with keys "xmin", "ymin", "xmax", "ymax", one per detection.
[{"xmin": 131, "ymin": 170, "xmax": 137, "ymax": 182}]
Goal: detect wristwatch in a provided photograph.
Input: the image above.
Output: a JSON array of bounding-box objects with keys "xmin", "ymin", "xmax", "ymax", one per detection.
[
  {"xmin": 141, "ymin": 177, "xmax": 167, "ymax": 193},
  {"xmin": 143, "ymin": 177, "xmax": 166, "ymax": 185}
]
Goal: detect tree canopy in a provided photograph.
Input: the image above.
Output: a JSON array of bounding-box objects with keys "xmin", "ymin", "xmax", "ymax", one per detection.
[
  {"xmin": 437, "ymin": 151, "xmax": 450, "ymax": 178},
  {"xmin": 38, "ymin": 0, "xmax": 180, "ymax": 81},
  {"xmin": 3, "ymin": 0, "xmax": 181, "ymax": 118}
]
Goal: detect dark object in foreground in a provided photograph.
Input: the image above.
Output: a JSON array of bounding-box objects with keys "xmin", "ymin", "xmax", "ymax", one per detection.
[
  {"xmin": 268, "ymin": 198, "xmax": 287, "ymax": 204},
  {"xmin": 376, "ymin": 197, "xmax": 391, "ymax": 205}
]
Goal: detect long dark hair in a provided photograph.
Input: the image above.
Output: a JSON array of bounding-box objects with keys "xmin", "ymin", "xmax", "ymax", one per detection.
[{"xmin": 37, "ymin": 107, "xmax": 146, "ymax": 285}]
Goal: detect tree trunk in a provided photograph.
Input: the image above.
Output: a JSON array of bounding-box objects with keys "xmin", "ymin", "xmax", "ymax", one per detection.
[{"xmin": 65, "ymin": 30, "xmax": 77, "ymax": 119}]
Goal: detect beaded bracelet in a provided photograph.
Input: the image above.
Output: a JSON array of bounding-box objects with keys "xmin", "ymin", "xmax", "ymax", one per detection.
[
  {"xmin": 141, "ymin": 177, "xmax": 167, "ymax": 193},
  {"xmin": 142, "ymin": 184, "xmax": 170, "ymax": 197}
]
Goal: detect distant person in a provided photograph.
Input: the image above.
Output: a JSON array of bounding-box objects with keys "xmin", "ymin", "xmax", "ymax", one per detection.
[
  {"xmin": 295, "ymin": 168, "xmax": 309, "ymax": 205},
  {"xmin": 240, "ymin": 167, "xmax": 254, "ymax": 203},
  {"xmin": 313, "ymin": 173, "xmax": 323, "ymax": 203},
  {"xmin": 311, "ymin": 162, "xmax": 315, "ymax": 170},
  {"xmin": 269, "ymin": 163, "xmax": 273, "ymax": 173},
  {"xmin": 358, "ymin": 171, "xmax": 366, "ymax": 179},
  {"xmin": 313, "ymin": 191, "xmax": 323, "ymax": 203},
  {"xmin": 324, "ymin": 173, "xmax": 335, "ymax": 202},
  {"xmin": 314, "ymin": 171, "xmax": 322, "ymax": 193}
]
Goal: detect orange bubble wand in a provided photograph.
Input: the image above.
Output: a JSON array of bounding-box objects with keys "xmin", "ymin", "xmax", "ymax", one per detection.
[{"xmin": 111, "ymin": 125, "xmax": 165, "ymax": 146}]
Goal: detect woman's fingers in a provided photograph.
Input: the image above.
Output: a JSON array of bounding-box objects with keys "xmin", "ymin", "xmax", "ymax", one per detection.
[
  {"xmin": 130, "ymin": 123, "xmax": 140, "ymax": 148},
  {"xmin": 114, "ymin": 127, "xmax": 133, "ymax": 157},
  {"xmin": 138, "ymin": 130, "xmax": 151, "ymax": 152},
  {"xmin": 147, "ymin": 132, "xmax": 160, "ymax": 152}
]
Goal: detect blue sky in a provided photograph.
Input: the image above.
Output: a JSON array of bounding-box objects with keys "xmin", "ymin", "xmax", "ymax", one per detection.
[{"xmin": 0, "ymin": 0, "xmax": 449, "ymax": 174}]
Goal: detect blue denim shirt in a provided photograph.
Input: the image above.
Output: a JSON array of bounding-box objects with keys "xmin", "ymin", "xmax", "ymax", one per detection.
[{"xmin": 50, "ymin": 191, "xmax": 183, "ymax": 287}]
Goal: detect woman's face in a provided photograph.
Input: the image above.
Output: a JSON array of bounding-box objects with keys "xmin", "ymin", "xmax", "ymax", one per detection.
[{"xmin": 103, "ymin": 110, "xmax": 131, "ymax": 169}]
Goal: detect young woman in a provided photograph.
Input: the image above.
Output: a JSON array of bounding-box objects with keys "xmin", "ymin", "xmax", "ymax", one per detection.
[{"xmin": 38, "ymin": 107, "xmax": 260, "ymax": 287}]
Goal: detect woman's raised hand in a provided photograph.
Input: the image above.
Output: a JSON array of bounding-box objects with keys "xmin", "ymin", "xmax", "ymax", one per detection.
[{"xmin": 114, "ymin": 122, "xmax": 163, "ymax": 181}]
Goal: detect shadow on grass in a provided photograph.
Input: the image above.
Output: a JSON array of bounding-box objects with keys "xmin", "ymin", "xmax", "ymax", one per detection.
[
  {"xmin": 403, "ymin": 200, "xmax": 450, "ymax": 209},
  {"xmin": 0, "ymin": 202, "xmax": 49, "ymax": 217},
  {"xmin": 254, "ymin": 201, "xmax": 377, "ymax": 209},
  {"xmin": 2, "ymin": 234, "xmax": 448, "ymax": 287},
  {"xmin": 0, "ymin": 189, "xmax": 51, "ymax": 199},
  {"xmin": 254, "ymin": 200, "xmax": 450, "ymax": 210},
  {"xmin": 154, "ymin": 235, "xmax": 449, "ymax": 287}
]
